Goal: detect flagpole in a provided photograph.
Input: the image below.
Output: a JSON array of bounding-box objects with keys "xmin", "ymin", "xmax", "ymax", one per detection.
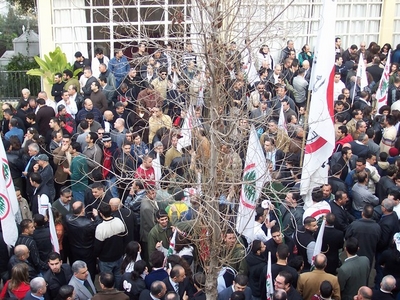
[{"xmin": 300, "ymin": 89, "xmax": 312, "ymax": 168}]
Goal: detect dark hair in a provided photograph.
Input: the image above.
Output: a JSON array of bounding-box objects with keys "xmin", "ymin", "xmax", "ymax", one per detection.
[
  {"xmin": 121, "ymin": 241, "xmax": 141, "ymax": 273},
  {"xmin": 320, "ymin": 280, "xmax": 333, "ymax": 298},
  {"xmin": 20, "ymin": 219, "xmax": 33, "ymax": 232},
  {"xmin": 48, "ymin": 252, "xmax": 61, "ymax": 261},
  {"xmin": 345, "ymin": 237, "xmax": 359, "ymax": 255},
  {"xmin": 131, "ymin": 260, "xmax": 147, "ymax": 281},
  {"xmin": 277, "ymin": 243, "xmax": 289, "ymax": 260},
  {"xmin": 63, "ymin": 69, "xmax": 73, "ymax": 78},
  {"xmin": 231, "ymin": 291, "xmax": 246, "ymax": 300},
  {"xmin": 234, "ymin": 274, "xmax": 248, "ymax": 286},
  {"xmin": 99, "ymin": 203, "xmax": 112, "ymax": 218},
  {"xmin": 150, "ymin": 250, "xmax": 165, "ymax": 268},
  {"xmin": 29, "ymin": 172, "xmax": 42, "ymax": 184},
  {"xmin": 251, "ymin": 240, "xmax": 263, "ymax": 254},
  {"xmin": 288, "ymin": 255, "xmax": 303, "ymax": 272},
  {"xmin": 57, "ymin": 285, "xmax": 74, "ymax": 300},
  {"xmin": 99, "ymin": 272, "xmax": 114, "ymax": 288},
  {"xmin": 311, "ymin": 187, "xmax": 323, "ymax": 203},
  {"xmin": 70, "ymin": 142, "xmax": 82, "ymax": 153},
  {"xmin": 362, "ymin": 204, "xmax": 374, "ymax": 219}
]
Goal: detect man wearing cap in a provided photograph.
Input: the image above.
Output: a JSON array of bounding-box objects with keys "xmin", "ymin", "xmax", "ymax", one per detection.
[
  {"xmin": 57, "ymin": 90, "xmax": 78, "ymax": 118},
  {"xmin": 73, "ymin": 51, "xmax": 91, "ymax": 79},
  {"xmin": 32, "ymin": 153, "xmax": 56, "ymax": 202}
]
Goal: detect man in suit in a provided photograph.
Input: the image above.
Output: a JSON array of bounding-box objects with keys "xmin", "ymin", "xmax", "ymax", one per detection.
[
  {"xmin": 139, "ymin": 280, "xmax": 167, "ymax": 300},
  {"xmin": 337, "ymin": 237, "xmax": 370, "ymax": 300},
  {"xmin": 375, "ymin": 198, "xmax": 400, "ymax": 287},
  {"xmin": 321, "ymin": 213, "xmax": 344, "ymax": 275},
  {"xmin": 68, "ymin": 260, "xmax": 97, "ymax": 300},
  {"xmin": 345, "ymin": 204, "xmax": 381, "ymax": 269},
  {"xmin": 296, "ymin": 254, "xmax": 341, "ymax": 300},
  {"xmin": 163, "ymin": 264, "xmax": 193, "ymax": 299},
  {"xmin": 372, "ymin": 275, "xmax": 397, "ymax": 300},
  {"xmin": 24, "ymin": 277, "xmax": 47, "ymax": 300},
  {"xmin": 329, "ymin": 191, "xmax": 355, "ymax": 233},
  {"xmin": 43, "ymin": 252, "xmax": 73, "ymax": 299},
  {"xmin": 366, "ymin": 57, "xmax": 383, "ymax": 83},
  {"xmin": 218, "ymin": 274, "xmax": 252, "ymax": 300}
]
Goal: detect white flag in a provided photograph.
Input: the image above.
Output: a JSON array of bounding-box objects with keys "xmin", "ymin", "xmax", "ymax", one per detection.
[
  {"xmin": 0, "ymin": 138, "xmax": 19, "ymax": 246},
  {"xmin": 357, "ymin": 53, "xmax": 369, "ymax": 90},
  {"xmin": 177, "ymin": 106, "xmax": 195, "ymax": 152},
  {"xmin": 236, "ymin": 125, "xmax": 268, "ymax": 240},
  {"xmin": 266, "ymin": 251, "xmax": 274, "ymax": 300},
  {"xmin": 278, "ymin": 105, "xmax": 287, "ymax": 133},
  {"xmin": 352, "ymin": 52, "xmax": 369, "ymax": 104},
  {"xmin": 312, "ymin": 218, "xmax": 326, "ymax": 265},
  {"xmin": 376, "ymin": 50, "xmax": 391, "ymax": 111},
  {"xmin": 300, "ymin": 0, "xmax": 336, "ymax": 208},
  {"xmin": 47, "ymin": 203, "xmax": 60, "ymax": 253},
  {"xmin": 153, "ymin": 152, "xmax": 162, "ymax": 189}
]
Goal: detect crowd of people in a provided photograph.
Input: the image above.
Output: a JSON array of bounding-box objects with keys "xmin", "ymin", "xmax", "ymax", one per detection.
[{"xmin": 1, "ymin": 37, "xmax": 400, "ymax": 300}]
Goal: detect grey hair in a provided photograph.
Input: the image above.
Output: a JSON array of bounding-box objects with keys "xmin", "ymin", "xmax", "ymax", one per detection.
[
  {"xmin": 28, "ymin": 143, "xmax": 40, "ymax": 153},
  {"xmin": 72, "ymin": 260, "xmax": 87, "ymax": 273},
  {"xmin": 30, "ymin": 277, "xmax": 46, "ymax": 293},
  {"xmin": 22, "ymin": 88, "xmax": 30, "ymax": 94},
  {"xmin": 382, "ymin": 199, "xmax": 395, "ymax": 212},
  {"xmin": 381, "ymin": 275, "xmax": 396, "ymax": 292}
]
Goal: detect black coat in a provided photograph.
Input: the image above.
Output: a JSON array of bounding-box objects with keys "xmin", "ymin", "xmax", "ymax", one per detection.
[
  {"xmin": 43, "ymin": 263, "xmax": 73, "ymax": 299},
  {"xmin": 329, "ymin": 200, "xmax": 355, "ymax": 233},
  {"xmin": 377, "ymin": 213, "xmax": 400, "ymax": 252},
  {"xmin": 162, "ymin": 276, "xmax": 194, "ymax": 299},
  {"xmin": 345, "ymin": 218, "xmax": 381, "ymax": 267},
  {"xmin": 32, "ymin": 226, "xmax": 52, "ymax": 263},
  {"xmin": 321, "ymin": 226, "xmax": 344, "ymax": 275},
  {"xmin": 245, "ymin": 252, "xmax": 266, "ymax": 297}
]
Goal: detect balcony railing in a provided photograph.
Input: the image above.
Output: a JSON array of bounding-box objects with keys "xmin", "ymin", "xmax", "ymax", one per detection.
[{"xmin": 0, "ymin": 71, "xmax": 41, "ymax": 100}]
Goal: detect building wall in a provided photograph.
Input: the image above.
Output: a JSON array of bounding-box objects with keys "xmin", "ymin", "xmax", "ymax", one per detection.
[{"xmin": 38, "ymin": 0, "xmax": 393, "ymax": 63}]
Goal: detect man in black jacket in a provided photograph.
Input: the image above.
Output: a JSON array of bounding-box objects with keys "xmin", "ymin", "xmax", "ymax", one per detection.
[
  {"xmin": 65, "ymin": 201, "xmax": 101, "ymax": 280},
  {"xmin": 15, "ymin": 219, "xmax": 48, "ymax": 274},
  {"xmin": 245, "ymin": 240, "xmax": 266, "ymax": 299},
  {"xmin": 329, "ymin": 191, "xmax": 355, "ymax": 233},
  {"xmin": 43, "ymin": 252, "xmax": 72, "ymax": 299}
]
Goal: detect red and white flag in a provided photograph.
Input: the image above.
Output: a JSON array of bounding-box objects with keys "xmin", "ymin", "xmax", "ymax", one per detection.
[
  {"xmin": 312, "ymin": 218, "xmax": 326, "ymax": 265},
  {"xmin": 0, "ymin": 138, "xmax": 19, "ymax": 246},
  {"xmin": 376, "ymin": 50, "xmax": 391, "ymax": 112},
  {"xmin": 236, "ymin": 125, "xmax": 268, "ymax": 240},
  {"xmin": 300, "ymin": 0, "xmax": 336, "ymax": 208}
]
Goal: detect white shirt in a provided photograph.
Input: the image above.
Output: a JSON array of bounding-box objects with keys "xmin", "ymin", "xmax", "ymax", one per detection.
[{"xmin": 57, "ymin": 99, "xmax": 78, "ymax": 117}]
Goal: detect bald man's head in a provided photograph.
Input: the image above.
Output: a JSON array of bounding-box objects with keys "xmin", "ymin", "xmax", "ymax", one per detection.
[
  {"xmin": 357, "ymin": 286, "xmax": 372, "ymax": 300},
  {"xmin": 14, "ymin": 244, "xmax": 29, "ymax": 259},
  {"xmin": 104, "ymin": 110, "xmax": 114, "ymax": 121},
  {"xmin": 109, "ymin": 198, "xmax": 121, "ymax": 211}
]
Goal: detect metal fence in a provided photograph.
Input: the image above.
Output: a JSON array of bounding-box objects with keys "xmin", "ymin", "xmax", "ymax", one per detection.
[{"xmin": 0, "ymin": 70, "xmax": 41, "ymax": 101}]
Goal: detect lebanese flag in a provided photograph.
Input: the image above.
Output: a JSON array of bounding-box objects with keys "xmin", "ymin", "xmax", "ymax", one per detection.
[
  {"xmin": 0, "ymin": 138, "xmax": 19, "ymax": 246},
  {"xmin": 300, "ymin": 0, "xmax": 336, "ymax": 208},
  {"xmin": 236, "ymin": 125, "xmax": 268, "ymax": 240},
  {"xmin": 376, "ymin": 50, "xmax": 391, "ymax": 111},
  {"xmin": 167, "ymin": 230, "xmax": 177, "ymax": 256},
  {"xmin": 312, "ymin": 218, "xmax": 326, "ymax": 265}
]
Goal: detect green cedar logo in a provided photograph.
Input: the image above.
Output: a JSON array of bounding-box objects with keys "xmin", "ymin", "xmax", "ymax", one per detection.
[
  {"xmin": 0, "ymin": 193, "xmax": 10, "ymax": 220},
  {"xmin": 244, "ymin": 170, "xmax": 256, "ymax": 203}
]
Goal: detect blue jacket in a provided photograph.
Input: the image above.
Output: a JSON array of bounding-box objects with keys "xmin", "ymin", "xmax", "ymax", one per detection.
[{"xmin": 109, "ymin": 56, "xmax": 130, "ymax": 79}]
